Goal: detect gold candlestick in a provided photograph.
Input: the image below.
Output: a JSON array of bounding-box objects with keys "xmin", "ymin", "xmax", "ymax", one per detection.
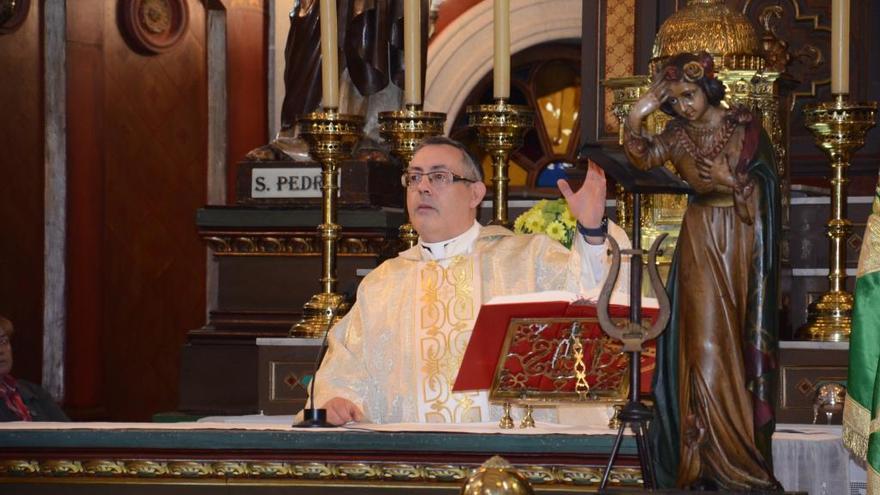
[
  {"xmin": 378, "ymin": 104, "xmax": 447, "ymax": 249},
  {"xmin": 468, "ymin": 98, "xmax": 534, "ymax": 227},
  {"xmin": 797, "ymin": 94, "xmax": 877, "ymax": 341},
  {"xmin": 290, "ymin": 108, "xmax": 364, "ymax": 338}
]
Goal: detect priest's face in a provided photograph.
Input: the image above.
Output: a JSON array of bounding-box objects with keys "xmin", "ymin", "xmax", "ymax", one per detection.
[{"xmin": 406, "ymin": 144, "xmax": 486, "ymax": 243}]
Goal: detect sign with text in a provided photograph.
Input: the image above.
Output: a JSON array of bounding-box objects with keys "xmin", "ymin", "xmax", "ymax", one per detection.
[{"xmin": 251, "ymin": 168, "xmax": 339, "ymax": 199}]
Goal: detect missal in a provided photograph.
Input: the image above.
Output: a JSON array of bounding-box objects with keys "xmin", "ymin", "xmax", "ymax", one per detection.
[{"xmin": 453, "ymin": 289, "xmax": 659, "ymax": 401}]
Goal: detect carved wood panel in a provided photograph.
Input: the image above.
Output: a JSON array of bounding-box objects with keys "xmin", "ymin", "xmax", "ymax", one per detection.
[
  {"xmin": 736, "ymin": 0, "xmax": 880, "ymax": 183},
  {"xmin": 63, "ymin": 0, "xmax": 210, "ymax": 421},
  {"xmin": 0, "ymin": 0, "xmax": 43, "ymax": 383}
]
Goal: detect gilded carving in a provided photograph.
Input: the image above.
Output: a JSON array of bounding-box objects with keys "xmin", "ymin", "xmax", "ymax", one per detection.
[
  {"xmin": 0, "ymin": 460, "xmax": 39, "ymax": 474},
  {"xmin": 381, "ymin": 463, "xmax": 422, "ymax": 481},
  {"xmin": 249, "ymin": 462, "xmax": 291, "ymax": 477},
  {"xmin": 0, "ymin": 458, "xmax": 644, "ymax": 487},
  {"xmin": 167, "ymin": 461, "xmax": 213, "ymax": 477},
  {"xmin": 41, "ymin": 460, "xmax": 83, "ymax": 475},
  {"xmin": 336, "ymin": 463, "xmax": 381, "ymax": 480},
  {"xmin": 423, "ymin": 464, "xmax": 471, "ymax": 482},
  {"xmin": 140, "ymin": 0, "xmax": 171, "ymax": 34},
  {"xmin": 558, "ymin": 466, "xmax": 603, "ymax": 485},
  {"xmin": 126, "ymin": 460, "xmax": 169, "ymax": 477},
  {"xmin": 212, "ymin": 461, "xmax": 249, "ymax": 477},
  {"xmin": 517, "ymin": 465, "xmax": 555, "ymax": 484},
  {"xmin": 83, "ymin": 460, "xmax": 127, "ymax": 475},
  {"xmin": 118, "ymin": 0, "xmax": 188, "ymax": 55},
  {"xmin": 201, "ymin": 233, "xmax": 389, "ymax": 257},
  {"xmin": 289, "ymin": 462, "xmax": 332, "ymax": 479}
]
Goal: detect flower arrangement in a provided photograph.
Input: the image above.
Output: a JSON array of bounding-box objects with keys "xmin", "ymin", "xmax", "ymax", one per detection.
[{"xmin": 513, "ymin": 199, "xmax": 577, "ymax": 249}]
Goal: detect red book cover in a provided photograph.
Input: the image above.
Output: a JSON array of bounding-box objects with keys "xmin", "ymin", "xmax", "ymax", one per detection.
[{"xmin": 453, "ymin": 294, "xmax": 658, "ymax": 396}]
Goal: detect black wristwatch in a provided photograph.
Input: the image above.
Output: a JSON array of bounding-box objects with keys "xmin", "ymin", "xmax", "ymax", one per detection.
[{"xmin": 577, "ymin": 216, "xmax": 608, "ymax": 238}]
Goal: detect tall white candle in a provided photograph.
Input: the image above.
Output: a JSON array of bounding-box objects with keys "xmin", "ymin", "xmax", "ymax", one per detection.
[
  {"xmin": 404, "ymin": 0, "xmax": 421, "ymax": 105},
  {"xmin": 493, "ymin": 0, "xmax": 510, "ymax": 99},
  {"xmin": 831, "ymin": 0, "xmax": 850, "ymax": 94},
  {"xmin": 320, "ymin": 0, "xmax": 339, "ymax": 108}
]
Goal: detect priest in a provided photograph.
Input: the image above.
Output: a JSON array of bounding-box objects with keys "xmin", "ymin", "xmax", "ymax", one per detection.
[{"xmin": 312, "ymin": 136, "xmax": 631, "ymax": 425}]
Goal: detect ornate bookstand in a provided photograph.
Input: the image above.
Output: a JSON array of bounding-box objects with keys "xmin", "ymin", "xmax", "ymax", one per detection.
[
  {"xmin": 487, "ymin": 311, "xmax": 659, "ymax": 429},
  {"xmin": 455, "ymin": 289, "xmax": 664, "ymax": 432}
]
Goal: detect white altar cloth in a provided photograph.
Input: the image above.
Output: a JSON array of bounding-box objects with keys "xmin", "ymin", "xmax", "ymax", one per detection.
[
  {"xmin": 772, "ymin": 423, "xmax": 865, "ymax": 495},
  {"xmin": 0, "ymin": 418, "xmax": 620, "ymax": 436}
]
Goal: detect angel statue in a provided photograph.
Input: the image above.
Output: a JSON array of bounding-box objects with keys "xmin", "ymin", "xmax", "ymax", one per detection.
[{"xmin": 623, "ymin": 52, "xmax": 782, "ymax": 491}]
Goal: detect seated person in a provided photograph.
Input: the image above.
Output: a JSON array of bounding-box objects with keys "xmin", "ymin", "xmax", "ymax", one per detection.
[
  {"xmin": 0, "ymin": 316, "xmax": 69, "ymax": 422},
  {"xmin": 311, "ymin": 136, "xmax": 631, "ymax": 425}
]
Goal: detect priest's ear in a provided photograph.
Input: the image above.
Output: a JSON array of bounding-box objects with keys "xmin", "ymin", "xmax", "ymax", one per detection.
[{"xmin": 468, "ymin": 180, "xmax": 487, "ymax": 209}]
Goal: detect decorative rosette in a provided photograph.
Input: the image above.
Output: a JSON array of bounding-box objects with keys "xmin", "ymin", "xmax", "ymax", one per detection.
[{"xmin": 682, "ymin": 61, "xmax": 704, "ymax": 82}]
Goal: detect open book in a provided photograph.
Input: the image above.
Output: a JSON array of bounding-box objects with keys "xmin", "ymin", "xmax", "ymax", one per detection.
[
  {"xmin": 452, "ymin": 289, "xmax": 659, "ymax": 400},
  {"xmin": 483, "ymin": 287, "xmax": 659, "ymax": 309}
]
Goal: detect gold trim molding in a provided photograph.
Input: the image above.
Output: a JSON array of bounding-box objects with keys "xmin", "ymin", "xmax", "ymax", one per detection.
[
  {"xmin": 201, "ymin": 232, "xmax": 391, "ymax": 257},
  {"xmin": 0, "ymin": 459, "xmax": 642, "ymax": 487}
]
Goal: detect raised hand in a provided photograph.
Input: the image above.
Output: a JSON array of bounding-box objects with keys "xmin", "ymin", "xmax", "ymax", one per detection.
[
  {"xmin": 627, "ymin": 78, "xmax": 668, "ymax": 135},
  {"xmin": 557, "ymin": 162, "xmax": 606, "ymax": 241}
]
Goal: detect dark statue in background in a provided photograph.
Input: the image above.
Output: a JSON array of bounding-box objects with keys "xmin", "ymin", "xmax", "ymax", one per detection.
[
  {"xmin": 248, "ymin": 0, "xmax": 429, "ymax": 162},
  {"xmin": 623, "ymin": 52, "xmax": 782, "ymax": 491}
]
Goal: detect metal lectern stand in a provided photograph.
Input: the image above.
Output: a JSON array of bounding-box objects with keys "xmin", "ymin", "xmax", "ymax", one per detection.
[{"xmin": 579, "ymin": 144, "xmax": 691, "ymax": 491}]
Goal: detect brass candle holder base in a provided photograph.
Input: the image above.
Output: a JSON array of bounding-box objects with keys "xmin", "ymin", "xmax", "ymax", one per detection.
[
  {"xmin": 468, "ymin": 99, "xmax": 534, "ymax": 227},
  {"xmin": 290, "ymin": 108, "xmax": 364, "ymax": 338},
  {"xmin": 799, "ymin": 291, "xmax": 853, "ymax": 342},
  {"xmin": 796, "ymin": 95, "xmax": 877, "ymax": 341},
  {"xmin": 294, "ymin": 292, "xmax": 351, "ymax": 338},
  {"xmin": 379, "ymin": 104, "xmax": 447, "ymax": 249}
]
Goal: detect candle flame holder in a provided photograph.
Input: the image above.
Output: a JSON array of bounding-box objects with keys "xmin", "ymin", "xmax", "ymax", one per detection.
[
  {"xmin": 290, "ymin": 108, "xmax": 364, "ymax": 338},
  {"xmin": 796, "ymin": 94, "xmax": 877, "ymax": 341},
  {"xmin": 467, "ymin": 98, "xmax": 534, "ymax": 227},
  {"xmin": 378, "ymin": 104, "xmax": 447, "ymax": 249}
]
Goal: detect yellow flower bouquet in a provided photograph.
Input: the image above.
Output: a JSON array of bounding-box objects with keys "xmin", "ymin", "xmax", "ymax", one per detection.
[{"xmin": 513, "ymin": 199, "xmax": 577, "ymax": 249}]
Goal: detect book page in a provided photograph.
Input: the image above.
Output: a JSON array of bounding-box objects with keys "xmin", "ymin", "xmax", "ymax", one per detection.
[{"xmin": 486, "ymin": 287, "xmax": 659, "ymax": 309}]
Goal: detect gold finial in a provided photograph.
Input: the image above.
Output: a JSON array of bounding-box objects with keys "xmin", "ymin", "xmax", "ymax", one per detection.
[
  {"xmin": 460, "ymin": 456, "xmax": 535, "ymax": 495},
  {"xmin": 650, "ymin": 0, "xmax": 763, "ymax": 74}
]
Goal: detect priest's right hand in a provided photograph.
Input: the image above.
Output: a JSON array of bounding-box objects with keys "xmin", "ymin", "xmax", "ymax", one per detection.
[{"xmin": 323, "ymin": 397, "xmax": 365, "ymax": 425}]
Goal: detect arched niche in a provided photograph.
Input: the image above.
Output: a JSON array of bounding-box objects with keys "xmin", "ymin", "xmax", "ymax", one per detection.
[{"xmin": 425, "ymin": 0, "xmax": 582, "ymax": 134}]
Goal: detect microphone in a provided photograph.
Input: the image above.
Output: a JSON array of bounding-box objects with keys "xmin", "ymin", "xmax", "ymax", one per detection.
[{"xmin": 294, "ymin": 304, "xmax": 338, "ymax": 428}]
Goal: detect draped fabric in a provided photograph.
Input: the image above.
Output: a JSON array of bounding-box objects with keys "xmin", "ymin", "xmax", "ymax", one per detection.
[
  {"xmin": 310, "ymin": 225, "xmax": 630, "ymax": 424},
  {"xmin": 0, "ymin": 375, "xmax": 32, "ymax": 421},
  {"xmin": 0, "ymin": 377, "xmax": 68, "ymax": 422},
  {"xmin": 843, "ymin": 179, "xmax": 880, "ymax": 494},
  {"xmin": 280, "ymin": 0, "xmax": 422, "ymax": 131},
  {"xmin": 644, "ymin": 121, "xmax": 781, "ymax": 490}
]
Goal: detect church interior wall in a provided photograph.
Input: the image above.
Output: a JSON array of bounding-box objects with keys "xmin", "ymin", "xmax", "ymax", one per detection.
[
  {"xmin": 224, "ymin": 0, "xmax": 269, "ymax": 204},
  {"xmin": 0, "ymin": 0, "xmax": 44, "ymax": 388},
  {"xmin": 0, "ymin": 0, "xmax": 879, "ymax": 421},
  {"xmin": 69, "ymin": 0, "xmax": 211, "ymax": 421}
]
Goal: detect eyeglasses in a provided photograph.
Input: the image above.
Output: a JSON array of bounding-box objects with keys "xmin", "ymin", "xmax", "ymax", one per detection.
[{"xmin": 401, "ymin": 170, "xmax": 477, "ymax": 189}]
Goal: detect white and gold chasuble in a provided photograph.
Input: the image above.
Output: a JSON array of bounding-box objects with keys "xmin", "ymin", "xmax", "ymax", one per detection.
[
  {"xmin": 415, "ymin": 256, "xmax": 489, "ymax": 422},
  {"xmin": 310, "ymin": 223, "xmax": 630, "ymax": 424}
]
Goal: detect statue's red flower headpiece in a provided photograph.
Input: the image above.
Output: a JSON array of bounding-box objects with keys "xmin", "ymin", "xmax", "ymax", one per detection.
[{"xmin": 662, "ymin": 52, "xmax": 716, "ymax": 82}]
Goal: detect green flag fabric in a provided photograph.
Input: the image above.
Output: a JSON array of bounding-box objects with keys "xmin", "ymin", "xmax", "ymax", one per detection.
[{"xmin": 844, "ymin": 181, "xmax": 880, "ymax": 493}]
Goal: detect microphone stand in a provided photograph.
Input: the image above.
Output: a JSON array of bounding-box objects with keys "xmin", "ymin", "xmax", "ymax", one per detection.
[{"xmin": 294, "ymin": 305, "xmax": 338, "ymax": 428}]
